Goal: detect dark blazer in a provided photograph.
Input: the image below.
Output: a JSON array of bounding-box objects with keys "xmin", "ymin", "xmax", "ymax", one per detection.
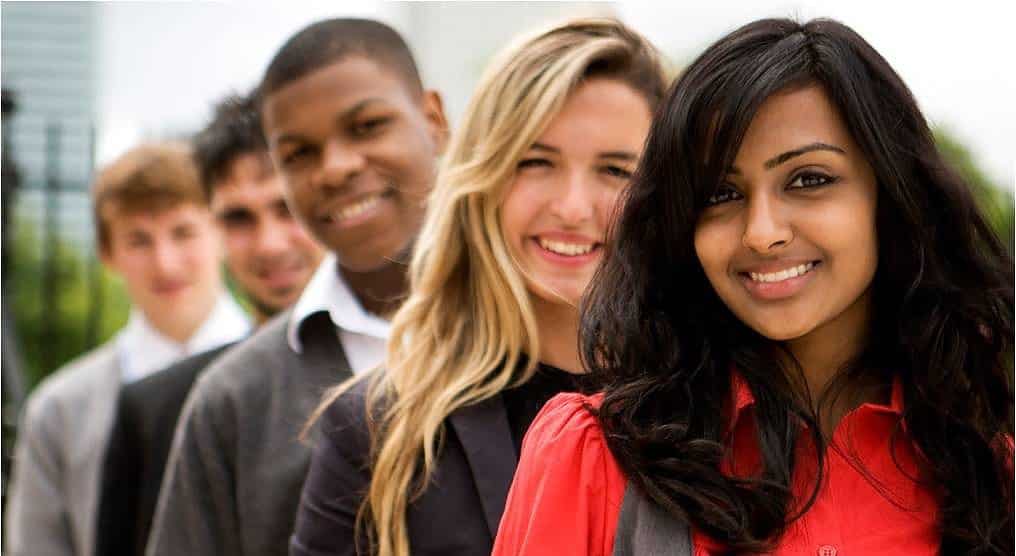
[
  {"xmin": 94, "ymin": 343, "xmax": 236, "ymax": 556},
  {"xmin": 290, "ymin": 377, "xmax": 518, "ymax": 556},
  {"xmin": 147, "ymin": 311, "xmax": 349, "ymax": 556}
]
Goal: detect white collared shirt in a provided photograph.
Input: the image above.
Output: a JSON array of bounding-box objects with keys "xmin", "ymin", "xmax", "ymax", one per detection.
[
  {"xmin": 286, "ymin": 254, "xmax": 390, "ymax": 374},
  {"xmin": 117, "ymin": 292, "xmax": 252, "ymax": 383}
]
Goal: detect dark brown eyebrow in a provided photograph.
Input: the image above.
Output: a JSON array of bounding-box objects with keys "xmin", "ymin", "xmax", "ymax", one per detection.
[
  {"xmin": 763, "ymin": 142, "xmax": 845, "ymax": 169},
  {"xmin": 726, "ymin": 142, "xmax": 846, "ymax": 175}
]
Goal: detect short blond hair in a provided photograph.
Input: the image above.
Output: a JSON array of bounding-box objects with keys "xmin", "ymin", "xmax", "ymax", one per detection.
[{"xmin": 92, "ymin": 142, "xmax": 204, "ymax": 251}]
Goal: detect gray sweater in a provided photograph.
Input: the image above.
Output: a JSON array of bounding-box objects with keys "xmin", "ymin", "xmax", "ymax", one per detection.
[
  {"xmin": 146, "ymin": 311, "xmax": 348, "ymax": 556},
  {"xmin": 5, "ymin": 343, "xmax": 120, "ymax": 556}
]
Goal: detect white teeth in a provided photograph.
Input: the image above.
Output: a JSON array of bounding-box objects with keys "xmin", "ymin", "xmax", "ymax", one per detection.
[
  {"xmin": 538, "ymin": 238, "xmax": 595, "ymax": 256},
  {"xmin": 335, "ymin": 195, "xmax": 381, "ymax": 221},
  {"xmin": 749, "ymin": 262, "xmax": 815, "ymax": 283}
]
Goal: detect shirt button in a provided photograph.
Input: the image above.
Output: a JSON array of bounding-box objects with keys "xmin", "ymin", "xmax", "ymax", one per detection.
[{"xmin": 818, "ymin": 545, "xmax": 837, "ymax": 556}]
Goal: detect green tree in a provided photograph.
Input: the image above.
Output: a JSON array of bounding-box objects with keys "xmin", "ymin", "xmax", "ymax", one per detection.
[
  {"xmin": 934, "ymin": 128, "xmax": 1014, "ymax": 251},
  {"xmin": 10, "ymin": 219, "xmax": 130, "ymax": 390}
]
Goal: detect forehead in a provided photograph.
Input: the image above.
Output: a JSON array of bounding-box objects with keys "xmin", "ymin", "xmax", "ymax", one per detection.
[
  {"xmin": 737, "ymin": 84, "xmax": 855, "ymax": 159},
  {"xmin": 261, "ymin": 57, "xmax": 418, "ymax": 140},
  {"xmin": 536, "ymin": 79, "xmax": 651, "ymax": 153},
  {"xmin": 213, "ymin": 153, "xmax": 278, "ymax": 194},
  {"xmin": 105, "ymin": 202, "xmax": 208, "ymax": 235}
]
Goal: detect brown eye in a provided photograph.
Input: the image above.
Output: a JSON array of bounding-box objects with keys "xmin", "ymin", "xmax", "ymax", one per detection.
[
  {"xmin": 705, "ymin": 184, "xmax": 743, "ymax": 206},
  {"xmin": 352, "ymin": 117, "xmax": 390, "ymax": 137},
  {"xmin": 602, "ymin": 165, "xmax": 633, "ymax": 180},
  {"xmin": 517, "ymin": 158, "xmax": 552, "ymax": 170},
  {"xmin": 282, "ymin": 146, "xmax": 314, "ymax": 167},
  {"xmin": 788, "ymin": 171, "xmax": 837, "ymax": 189}
]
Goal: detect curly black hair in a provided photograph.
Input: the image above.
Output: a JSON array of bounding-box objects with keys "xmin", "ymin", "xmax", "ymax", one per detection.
[
  {"xmin": 192, "ymin": 90, "xmax": 267, "ymax": 199},
  {"xmin": 581, "ymin": 18, "xmax": 1014, "ymax": 554}
]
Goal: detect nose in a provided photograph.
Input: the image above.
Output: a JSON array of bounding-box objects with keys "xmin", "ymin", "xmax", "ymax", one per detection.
[
  {"xmin": 316, "ymin": 138, "xmax": 366, "ymax": 189},
  {"xmin": 549, "ymin": 170, "xmax": 595, "ymax": 225},
  {"xmin": 152, "ymin": 238, "xmax": 185, "ymax": 275},
  {"xmin": 741, "ymin": 193, "xmax": 793, "ymax": 253},
  {"xmin": 253, "ymin": 215, "xmax": 290, "ymax": 257}
]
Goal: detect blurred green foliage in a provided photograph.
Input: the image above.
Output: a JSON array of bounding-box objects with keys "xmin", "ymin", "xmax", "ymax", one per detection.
[
  {"xmin": 9, "ymin": 218, "xmax": 131, "ymax": 390},
  {"xmin": 934, "ymin": 129, "xmax": 1014, "ymax": 251},
  {"xmin": 5, "ymin": 129, "xmax": 1013, "ymax": 392}
]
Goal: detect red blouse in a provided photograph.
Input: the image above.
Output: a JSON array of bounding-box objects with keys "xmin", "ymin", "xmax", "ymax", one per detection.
[{"xmin": 492, "ymin": 379, "xmax": 941, "ymax": 556}]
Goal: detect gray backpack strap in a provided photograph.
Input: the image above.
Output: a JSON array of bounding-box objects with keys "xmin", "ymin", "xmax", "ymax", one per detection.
[{"xmin": 611, "ymin": 481, "xmax": 693, "ymax": 556}]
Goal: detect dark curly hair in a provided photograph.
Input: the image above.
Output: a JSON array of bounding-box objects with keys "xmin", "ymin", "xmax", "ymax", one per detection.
[
  {"xmin": 192, "ymin": 90, "xmax": 267, "ymax": 199},
  {"xmin": 581, "ymin": 18, "xmax": 1014, "ymax": 554}
]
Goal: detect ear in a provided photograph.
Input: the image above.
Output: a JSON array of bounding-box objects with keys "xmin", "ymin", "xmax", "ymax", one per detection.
[
  {"xmin": 98, "ymin": 242, "xmax": 119, "ymax": 275},
  {"xmin": 420, "ymin": 89, "xmax": 450, "ymax": 155}
]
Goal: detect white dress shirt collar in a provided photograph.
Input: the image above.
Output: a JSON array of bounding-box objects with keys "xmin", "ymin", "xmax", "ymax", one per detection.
[
  {"xmin": 117, "ymin": 292, "xmax": 251, "ymax": 383},
  {"xmin": 286, "ymin": 255, "xmax": 390, "ymax": 371}
]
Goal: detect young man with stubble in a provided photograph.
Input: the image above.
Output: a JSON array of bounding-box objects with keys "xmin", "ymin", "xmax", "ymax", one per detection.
[
  {"xmin": 146, "ymin": 19, "xmax": 448, "ymax": 556},
  {"xmin": 5, "ymin": 142, "xmax": 252, "ymax": 556},
  {"xmin": 93, "ymin": 91, "xmax": 326, "ymax": 556}
]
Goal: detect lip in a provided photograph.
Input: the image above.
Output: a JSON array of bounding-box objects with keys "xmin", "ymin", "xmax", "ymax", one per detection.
[
  {"xmin": 318, "ymin": 189, "xmax": 391, "ymax": 231},
  {"xmin": 736, "ymin": 260, "xmax": 821, "ymax": 301},
  {"xmin": 152, "ymin": 281, "xmax": 189, "ymax": 296},
  {"xmin": 256, "ymin": 261, "xmax": 306, "ymax": 290},
  {"xmin": 529, "ymin": 231, "xmax": 602, "ymax": 268}
]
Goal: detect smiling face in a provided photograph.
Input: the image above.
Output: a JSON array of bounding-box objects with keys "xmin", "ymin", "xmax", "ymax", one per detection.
[
  {"xmin": 261, "ymin": 57, "xmax": 447, "ymax": 272},
  {"xmin": 101, "ymin": 202, "xmax": 223, "ymax": 339},
  {"xmin": 210, "ymin": 152, "xmax": 324, "ymax": 320},
  {"xmin": 693, "ymin": 84, "xmax": 878, "ymax": 347},
  {"xmin": 500, "ymin": 78, "xmax": 652, "ymax": 310}
]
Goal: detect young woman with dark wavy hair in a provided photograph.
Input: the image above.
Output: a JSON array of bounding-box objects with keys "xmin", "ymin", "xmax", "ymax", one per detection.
[{"xmin": 492, "ymin": 17, "xmax": 1013, "ymax": 556}]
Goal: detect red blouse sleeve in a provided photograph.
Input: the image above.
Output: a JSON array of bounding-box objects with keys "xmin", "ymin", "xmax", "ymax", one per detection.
[{"xmin": 492, "ymin": 392, "xmax": 627, "ymax": 556}]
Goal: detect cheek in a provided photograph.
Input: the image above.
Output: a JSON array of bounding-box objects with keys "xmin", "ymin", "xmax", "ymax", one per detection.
[{"xmin": 500, "ymin": 182, "xmax": 537, "ymax": 250}]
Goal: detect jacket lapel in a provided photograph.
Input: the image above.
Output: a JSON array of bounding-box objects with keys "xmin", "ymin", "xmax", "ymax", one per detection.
[
  {"xmin": 448, "ymin": 394, "xmax": 516, "ymax": 539},
  {"xmin": 298, "ymin": 312, "xmax": 350, "ymax": 380}
]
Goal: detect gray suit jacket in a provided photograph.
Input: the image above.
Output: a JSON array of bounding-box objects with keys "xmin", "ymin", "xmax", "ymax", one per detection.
[
  {"xmin": 147, "ymin": 310, "xmax": 348, "ymax": 556},
  {"xmin": 5, "ymin": 342, "xmax": 121, "ymax": 556}
]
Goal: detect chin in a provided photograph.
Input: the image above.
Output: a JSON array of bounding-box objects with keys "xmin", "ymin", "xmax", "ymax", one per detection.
[{"xmin": 749, "ymin": 321, "xmax": 814, "ymax": 342}]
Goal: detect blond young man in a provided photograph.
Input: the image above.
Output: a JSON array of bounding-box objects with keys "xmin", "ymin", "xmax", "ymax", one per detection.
[
  {"xmin": 93, "ymin": 92, "xmax": 325, "ymax": 556},
  {"xmin": 5, "ymin": 143, "xmax": 250, "ymax": 556}
]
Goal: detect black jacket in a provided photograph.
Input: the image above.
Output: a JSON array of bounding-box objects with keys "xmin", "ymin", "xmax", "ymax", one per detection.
[
  {"xmin": 290, "ymin": 377, "xmax": 519, "ymax": 556},
  {"xmin": 94, "ymin": 343, "xmax": 236, "ymax": 556}
]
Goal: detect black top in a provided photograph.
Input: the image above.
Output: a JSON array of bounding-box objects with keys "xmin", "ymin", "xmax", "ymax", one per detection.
[
  {"xmin": 501, "ymin": 363, "xmax": 587, "ymax": 452},
  {"xmin": 94, "ymin": 343, "xmax": 235, "ymax": 556},
  {"xmin": 290, "ymin": 359, "xmax": 591, "ymax": 556}
]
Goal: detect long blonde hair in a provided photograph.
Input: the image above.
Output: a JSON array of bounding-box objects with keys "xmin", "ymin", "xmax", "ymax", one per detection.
[{"xmin": 314, "ymin": 17, "xmax": 666, "ymax": 556}]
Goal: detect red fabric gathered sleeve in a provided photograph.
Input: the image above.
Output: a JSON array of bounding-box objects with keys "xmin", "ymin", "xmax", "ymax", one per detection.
[{"xmin": 492, "ymin": 392, "xmax": 627, "ymax": 556}]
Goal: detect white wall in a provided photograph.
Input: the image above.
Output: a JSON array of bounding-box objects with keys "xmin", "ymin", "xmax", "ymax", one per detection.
[{"xmin": 93, "ymin": 1, "xmax": 1014, "ymax": 186}]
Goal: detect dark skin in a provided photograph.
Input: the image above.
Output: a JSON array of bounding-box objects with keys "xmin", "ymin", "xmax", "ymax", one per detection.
[{"xmin": 261, "ymin": 57, "xmax": 448, "ymax": 316}]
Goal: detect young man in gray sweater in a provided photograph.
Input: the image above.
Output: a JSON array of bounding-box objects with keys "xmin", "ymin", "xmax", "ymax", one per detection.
[{"xmin": 146, "ymin": 18, "xmax": 448, "ymax": 556}]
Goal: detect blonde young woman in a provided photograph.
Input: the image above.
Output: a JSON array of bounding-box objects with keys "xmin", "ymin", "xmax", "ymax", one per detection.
[{"xmin": 289, "ymin": 18, "xmax": 667, "ymax": 556}]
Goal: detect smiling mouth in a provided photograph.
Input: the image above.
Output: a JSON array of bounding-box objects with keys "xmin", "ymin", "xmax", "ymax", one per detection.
[
  {"xmin": 743, "ymin": 261, "xmax": 820, "ymax": 283},
  {"xmin": 322, "ymin": 191, "xmax": 388, "ymax": 225},
  {"xmin": 537, "ymin": 237, "xmax": 599, "ymax": 257}
]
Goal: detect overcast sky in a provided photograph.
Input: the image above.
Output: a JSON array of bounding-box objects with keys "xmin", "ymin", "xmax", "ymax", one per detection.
[{"xmin": 94, "ymin": 1, "xmax": 1013, "ymax": 188}]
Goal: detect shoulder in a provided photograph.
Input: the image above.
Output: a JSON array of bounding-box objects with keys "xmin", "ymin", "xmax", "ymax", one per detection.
[
  {"xmin": 315, "ymin": 372, "xmax": 380, "ymax": 441},
  {"xmin": 516, "ymin": 391, "xmax": 623, "ymax": 494},
  {"xmin": 522, "ymin": 392, "xmax": 608, "ymax": 454},
  {"xmin": 122, "ymin": 343, "xmax": 232, "ymax": 403},
  {"xmin": 23, "ymin": 342, "xmax": 119, "ymax": 421},
  {"xmin": 186, "ymin": 312, "xmax": 292, "ymax": 406},
  {"xmin": 493, "ymin": 392, "xmax": 626, "ymax": 556}
]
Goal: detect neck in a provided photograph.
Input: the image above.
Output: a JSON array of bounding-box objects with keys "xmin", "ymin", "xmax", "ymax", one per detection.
[
  {"xmin": 785, "ymin": 289, "xmax": 876, "ymax": 433},
  {"xmin": 145, "ymin": 289, "xmax": 219, "ymax": 344},
  {"xmin": 339, "ymin": 260, "xmax": 410, "ymax": 318},
  {"xmin": 532, "ymin": 296, "xmax": 583, "ymax": 374}
]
